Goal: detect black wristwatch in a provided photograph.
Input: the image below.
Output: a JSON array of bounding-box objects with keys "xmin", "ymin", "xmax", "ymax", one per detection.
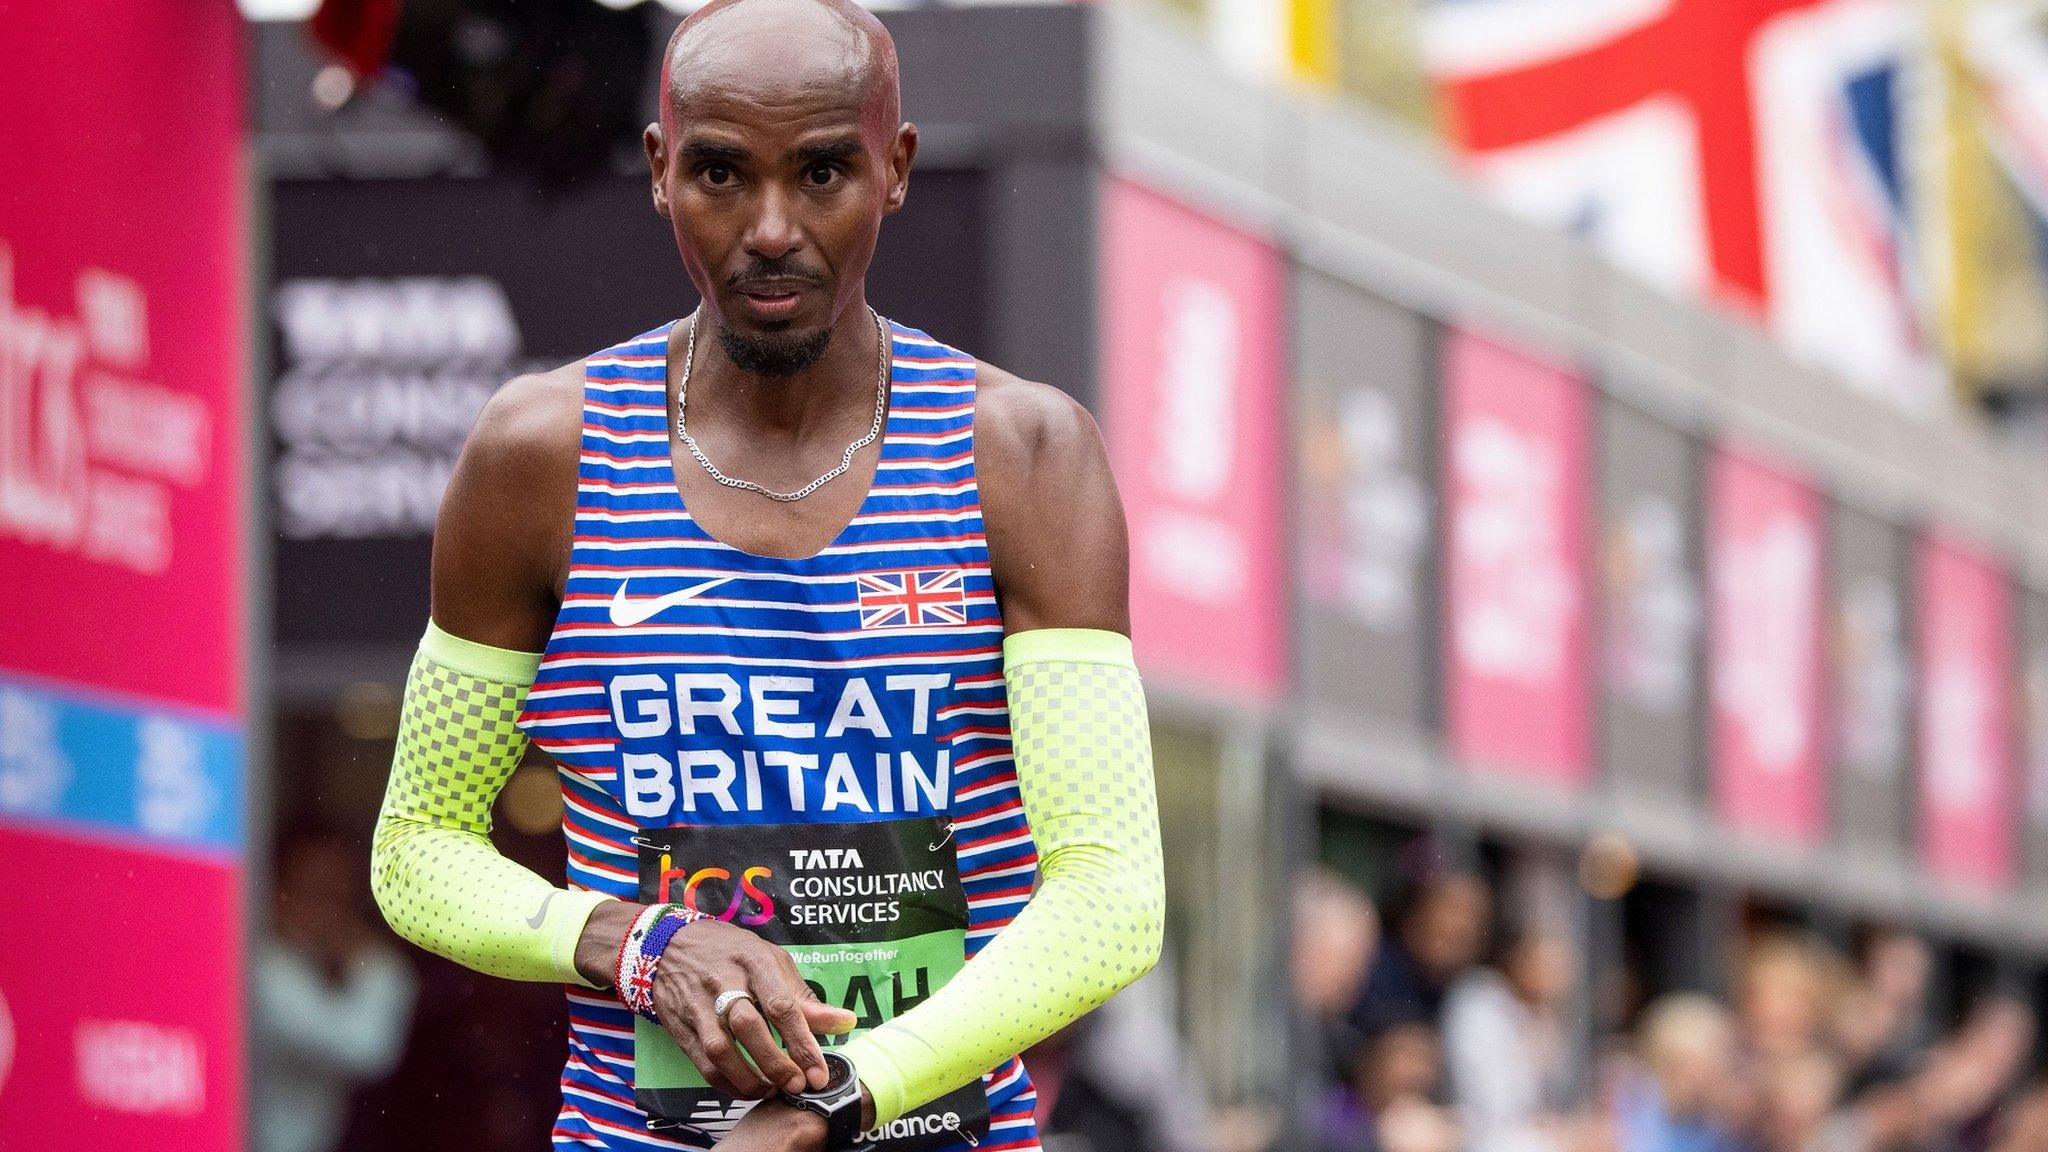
[{"xmin": 783, "ymin": 1050, "xmax": 871, "ymax": 1152}]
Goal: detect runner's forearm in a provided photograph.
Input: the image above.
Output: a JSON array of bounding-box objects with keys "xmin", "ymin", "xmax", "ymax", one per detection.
[
  {"xmin": 370, "ymin": 621, "xmax": 614, "ymax": 986},
  {"xmin": 575, "ymin": 900, "xmax": 644, "ymax": 985},
  {"xmin": 839, "ymin": 628, "xmax": 1165, "ymax": 1123}
]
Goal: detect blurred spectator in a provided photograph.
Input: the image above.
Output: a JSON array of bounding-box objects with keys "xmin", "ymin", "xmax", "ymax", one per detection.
[
  {"xmin": 1341, "ymin": 1023, "xmax": 1461, "ymax": 1152},
  {"xmin": 1834, "ymin": 931, "xmax": 1934, "ymax": 1099},
  {"xmin": 1737, "ymin": 936, "xmax": 1846, "ymax": 1065},
  {"xmin": 1295, "ymin": 868, "xmax": 1385, "ymax": 1152},
  {"xmin": 1613, "ymin": 994, "xmax": 1744, "ymax": 1152},
  {"xmin": 1757, "ymin": 1049, "xmax": 1845, "ymax": 1152},
  {"xmin": 1745, "ymin": 967, "xmax": 2027, "ymax": 1152},
  {"xmin": 1910, "ymin": 997, "xmax": 2034, "ymax": 1152},
  {"xmin": 1722, "ymin": 935, "xmax": 1848, "ymax": 1147},
  {"xmin": 253, "ymin": 830, "xmax": 417, "ymax": 1152},
  {"xmin": 1444, "ymin": 925, "xmax": 1582, "ymax": 1152},
  {"xmin": 1361, "ymin": 1023, "xmax": 1446, "ymax": 1115},
  {"xmin": 1297, "ymin": 868, "xmax": 1382, "ymax": 1084},
  {"xmin": 1350, "ymin": 866, "xmax": 1491, "ymax": 1042}
]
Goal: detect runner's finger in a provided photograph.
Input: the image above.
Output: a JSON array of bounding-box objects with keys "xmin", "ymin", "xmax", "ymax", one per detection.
[
  {"xmin": 754, "ymin": 975, "xmax": 831, "ymax": 1090},
  {"xmin": 690, "ymin": 1002, "xmax": 777, "ymax": 1100},
  {"xmin": 725, "ymin": 996, "xmax": 807, "ymax": 1095},
  {"xmin": 802, "ymin": 997, "xmax": 857, "ymax": 1034},
  {"xmin": 767, "ymin": 951, "xmax": 855, "ymax": 1034},
  {"xmin": 781, "ymin": 956, "xmax": 854, "ymax": 1030}
]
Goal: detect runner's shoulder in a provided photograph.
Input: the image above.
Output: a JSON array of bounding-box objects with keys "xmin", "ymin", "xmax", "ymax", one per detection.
[
  {"xmin": 454, "ymin": 358, "xmax": 589, "ymax": 502},
  {"xmin": 972, "ymin": 360, "xmax": 1105, "ymax": 480},
  {"xmin": 972, "ymin": 362, "xmax": 1128, "ymax": 632}
]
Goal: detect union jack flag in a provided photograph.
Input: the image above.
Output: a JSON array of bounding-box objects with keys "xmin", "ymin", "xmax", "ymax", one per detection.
[
  {"xmin": 1425, "ymin": 0, "xmax": 1931, "ymax": 400},
  {"xmin": 856, "ymin": 569, "xmax": 969, "ymax": 629}
]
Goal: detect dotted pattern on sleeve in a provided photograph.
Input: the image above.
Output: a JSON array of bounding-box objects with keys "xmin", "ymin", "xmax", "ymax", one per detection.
[
  {"xmin": 370, "ymin": 646, "xmax": 610, "ymax": 986},
  {"xmin": 840, "ymin": 652, "xmax": 1165, "ymax": 1123}
]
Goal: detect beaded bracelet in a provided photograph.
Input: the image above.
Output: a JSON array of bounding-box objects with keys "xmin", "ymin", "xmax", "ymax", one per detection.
[
  {"xmin": 613, "ymin": 903, "xmax": 669, "ymax": 997},
  {"xmin": 617, "ymin": 903, "xmax": 708, "ymax": 1022}
]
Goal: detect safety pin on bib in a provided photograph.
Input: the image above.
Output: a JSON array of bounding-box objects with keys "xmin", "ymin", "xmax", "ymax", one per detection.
[{"xmin": 928, "ymin": 822, "xmax": 955, "ymax": 852}]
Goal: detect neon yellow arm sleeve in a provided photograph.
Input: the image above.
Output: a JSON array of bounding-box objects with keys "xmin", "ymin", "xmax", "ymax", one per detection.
[
  {"xmin": 369, "ymin": 621, "xmax": 614, "ymax": 987},
  {"xmin": 839, "ymin": 627, "xmax": 1166, "ymax": 1123}
]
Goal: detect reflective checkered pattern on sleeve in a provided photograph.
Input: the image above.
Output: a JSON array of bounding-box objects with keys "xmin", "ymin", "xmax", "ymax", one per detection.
[
  {"xmin": 370, "ymin": 622, "xmax": 612, "ymax": 986},
  {"xmin": 839, "ymin": 627, "xmax": 1165, "ymax": 1124}
]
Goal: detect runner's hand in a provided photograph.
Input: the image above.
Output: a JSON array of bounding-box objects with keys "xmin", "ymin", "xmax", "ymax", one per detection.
[{"xmin": 653, "ymin": 918, "xmax": 858, "ymax": 1098}]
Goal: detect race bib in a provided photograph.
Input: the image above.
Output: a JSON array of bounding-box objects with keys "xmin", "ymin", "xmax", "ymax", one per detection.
[{"xmin": 633, "ymin": 818, "xmax": 990, "ymax": 1151}]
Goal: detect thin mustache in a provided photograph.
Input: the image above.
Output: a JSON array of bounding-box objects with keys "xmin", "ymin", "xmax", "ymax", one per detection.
[{"xmin": 728, "ymin": 267, "xmax": 826, "ymax": 291}]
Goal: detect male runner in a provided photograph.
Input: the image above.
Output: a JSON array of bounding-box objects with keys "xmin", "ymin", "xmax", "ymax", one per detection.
[{"xmin": 369, "ymin": 2, "xmax": 1165, "ymax": 1151}]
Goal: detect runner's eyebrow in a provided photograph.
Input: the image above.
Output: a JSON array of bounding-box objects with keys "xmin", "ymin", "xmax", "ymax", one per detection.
[
  {"xmin": 793, "ymin": 137, "xmax": 862, "ymax": 166},
  {"xmin": 680, "ymin": 139, "xmax": 748, "ymax": 166}
]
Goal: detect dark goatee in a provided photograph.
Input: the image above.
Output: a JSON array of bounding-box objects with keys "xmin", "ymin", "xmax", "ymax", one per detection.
[{"xmin": 717, "ymin": 325, "xmax": 833, "ymax": 377}]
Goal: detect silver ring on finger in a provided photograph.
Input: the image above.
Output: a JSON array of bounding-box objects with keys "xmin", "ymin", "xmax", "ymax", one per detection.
[{"xmin": 713, "ymin": 988, "xmax": 756, "ymax": 1029}]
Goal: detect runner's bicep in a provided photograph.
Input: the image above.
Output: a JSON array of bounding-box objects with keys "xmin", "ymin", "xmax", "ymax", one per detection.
[
  {"xmin": 980, "ymin": 385, "xmax": 1130, "ymax": 636},
  {"xmin": 431, "ymin": 370, "xmax": 579, "ymax": 652}
]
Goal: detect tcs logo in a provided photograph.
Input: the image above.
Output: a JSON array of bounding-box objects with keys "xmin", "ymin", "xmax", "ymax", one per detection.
[{"xmin": 656, "ymin": 852, "xmax": 776, "ymax": 926}]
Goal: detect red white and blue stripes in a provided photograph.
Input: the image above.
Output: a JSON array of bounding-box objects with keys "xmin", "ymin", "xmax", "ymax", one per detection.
[{"xmin": 517, "ymin": 320, "xmax": 1041, "ymax": 1152}]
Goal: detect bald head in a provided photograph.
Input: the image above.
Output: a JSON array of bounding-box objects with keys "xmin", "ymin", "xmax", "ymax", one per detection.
[
  {"xmin": 659, "ymin": 0, "xmax": 900, "ymax": 142},
  {"xmin": 642, "ymin": 0, "xmax": 916, "ymax": 376}
]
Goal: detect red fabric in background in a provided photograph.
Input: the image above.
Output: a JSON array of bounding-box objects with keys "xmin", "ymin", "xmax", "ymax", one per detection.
[{"xmin": 311, "ymin": 0, "xmax": 404, "ymax": 77}]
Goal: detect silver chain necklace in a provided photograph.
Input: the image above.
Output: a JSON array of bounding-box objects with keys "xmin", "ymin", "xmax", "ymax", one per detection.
[{"xmin": 673, "ymin": 306, "xmax": 890, "ymax": 503}]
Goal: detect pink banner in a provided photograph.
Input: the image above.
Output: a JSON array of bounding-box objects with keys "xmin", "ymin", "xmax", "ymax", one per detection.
[
  {"xmin": 0, "ymin": 826, "xmax": 243, "ymax": 1150},
  {"xmin": 0, "ymin": 0, "xmax": 247, "ymax": 718},
  {"xmin": 0, "ymin": 7, "xmax": 246, "ymax": 1148},
  {"xmin": 1442, "ymin": 329, "xmax": 1592, "ymax": 786},
  {"xmin": 1916, "ymin": 535, "xmax": 2018, "ymax": 888},
  {"xmin": 1707, "ymin": 447, "xmax": 1826, "ymax": 842},
  {"xmin": 1100, "ymin": 179, "xmax": 1287, "ymax": 699}
]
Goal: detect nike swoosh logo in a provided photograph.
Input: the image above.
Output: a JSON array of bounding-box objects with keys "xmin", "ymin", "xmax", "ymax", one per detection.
[
  {"xmin": 527, "ymin": 892, "xmax": 556, "ymax": 929},
  {"xmin": 608, "ymin": 575, "xmax": 735, "ymax": 627}
]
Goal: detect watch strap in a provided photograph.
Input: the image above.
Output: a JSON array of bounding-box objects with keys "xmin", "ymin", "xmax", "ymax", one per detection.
[{"xmin": 823, "ymin": 1089, "xmax": 868, "ymax": 1152}]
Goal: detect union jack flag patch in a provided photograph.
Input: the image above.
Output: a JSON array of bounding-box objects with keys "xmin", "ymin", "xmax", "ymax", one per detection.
[{"xmin": 856, "ymin": 569, "xmax": 969, "ymax": 629}]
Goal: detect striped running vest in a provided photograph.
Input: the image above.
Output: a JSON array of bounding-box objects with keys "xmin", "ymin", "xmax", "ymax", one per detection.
[{"xmin": 516, "ymin": 320, "xmax": 1041, "ymax": 1152}]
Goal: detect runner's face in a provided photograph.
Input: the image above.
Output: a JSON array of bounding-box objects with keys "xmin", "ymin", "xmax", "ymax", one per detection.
[{"xmin": 649, "ymin": 33, "xmax": 908, "ymax": 360}]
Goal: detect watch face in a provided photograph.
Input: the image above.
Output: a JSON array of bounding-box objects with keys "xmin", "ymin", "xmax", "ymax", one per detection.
[{"xmin": 820, "ymin": 1052, "xmax": 856, "ymax": 1096}]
